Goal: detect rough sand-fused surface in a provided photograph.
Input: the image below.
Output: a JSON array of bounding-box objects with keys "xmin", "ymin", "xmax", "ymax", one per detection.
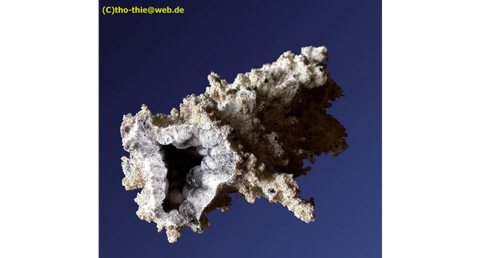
[{"xmin": 120, "ymin": 46, "xmax": 348, "ymax": 243}]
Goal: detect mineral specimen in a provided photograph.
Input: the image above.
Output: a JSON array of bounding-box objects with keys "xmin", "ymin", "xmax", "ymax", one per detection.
[{"xmin": 120, "ymin": 46, "xmax": 348, "ymax": 243}]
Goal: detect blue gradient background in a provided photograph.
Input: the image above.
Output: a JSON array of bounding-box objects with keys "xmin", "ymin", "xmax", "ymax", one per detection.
[{"xmin": 100, "ymin": 0, "xmax": 381, "ymax": 257}]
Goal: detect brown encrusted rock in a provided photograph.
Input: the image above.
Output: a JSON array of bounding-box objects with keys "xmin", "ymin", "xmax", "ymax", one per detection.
[{"xmin": 120, "ymin": 46, "xmax": 348, "ymax": 243}]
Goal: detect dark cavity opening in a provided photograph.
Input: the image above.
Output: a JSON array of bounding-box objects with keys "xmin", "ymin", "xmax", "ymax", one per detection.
[{"xmin": 161, "ymin": 144, "xmax": 203, "ymax": 212}]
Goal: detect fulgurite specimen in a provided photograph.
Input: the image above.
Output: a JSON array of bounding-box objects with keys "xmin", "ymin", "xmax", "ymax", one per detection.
[{"xmin": 120, "ymin": 46, "xmax": 348, "ymax": 243}]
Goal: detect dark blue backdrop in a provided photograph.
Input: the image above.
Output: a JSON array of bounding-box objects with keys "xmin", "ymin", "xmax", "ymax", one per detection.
[{"xmin": 100, "ymin": 0, "xmax": 381, "ymax": 257}]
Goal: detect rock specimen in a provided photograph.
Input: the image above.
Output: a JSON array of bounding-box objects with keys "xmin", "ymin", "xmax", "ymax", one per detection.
[{"xmin": 120, "ymin": 46, "xmax": 348, "ymax": 243}]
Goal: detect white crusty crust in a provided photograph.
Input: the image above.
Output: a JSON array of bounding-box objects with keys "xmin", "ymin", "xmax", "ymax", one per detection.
[{"xmin": 120, "ymin": 46, "xmax": 348, "ymax": 243}]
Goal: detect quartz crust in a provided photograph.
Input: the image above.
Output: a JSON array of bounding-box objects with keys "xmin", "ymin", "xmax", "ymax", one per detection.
[{"xmin": 120, "ymin": 46, "xmax": 348, "ymax": 243}]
